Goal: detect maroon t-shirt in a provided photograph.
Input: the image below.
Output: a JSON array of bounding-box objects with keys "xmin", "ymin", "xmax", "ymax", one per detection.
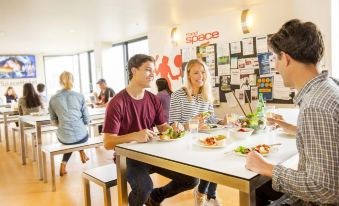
[{"xmin": 102, "ymin": 89, "xmax": 166, "ymax": 135}]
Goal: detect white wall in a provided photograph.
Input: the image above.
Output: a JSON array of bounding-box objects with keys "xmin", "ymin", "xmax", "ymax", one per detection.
[{"xmin": 148, "ymin": 0, "xmax": 331, "ymax": 116}]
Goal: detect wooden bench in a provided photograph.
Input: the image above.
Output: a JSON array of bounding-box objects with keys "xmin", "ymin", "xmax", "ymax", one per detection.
[
  {"xmin": 82, "ymin": 164, "xmax": 117, "ymax": 206},
  {"xmin": 42, "ymin": 136, "xmax": 103, "ymax": 191},
  {"xmin": 88, "ymin": 119, "xmax": 104, "ymax": 137},
  {"xmin": 11, "ymin": 125, "xmax": 57, "ymax": 158}
]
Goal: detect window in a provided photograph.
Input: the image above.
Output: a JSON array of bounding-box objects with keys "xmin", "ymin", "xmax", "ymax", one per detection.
[
  {"xmin": 102, "ymin": 45, "xmax": 126, "ymax": 93},
  {"xmin": 127, "ymin": 38, "xmax": 149, "ymax": 59},
  {"xmin": 44, "ymin": 55, "xmax": 80, "ymax": 98},
  {"xmin": 90, "ymin": 51, "xmax": 96, "ymax": 92},
  {"xmin": 44, "ymin": 51, "xmax": 95, "ymax": 98},
  {"xmin": 100, "ymin": 37, "xmax": 149, "ymax": 91},
  {"xmin": 79, "ymin": 52, "xmax": 90, "ymax": 95}
]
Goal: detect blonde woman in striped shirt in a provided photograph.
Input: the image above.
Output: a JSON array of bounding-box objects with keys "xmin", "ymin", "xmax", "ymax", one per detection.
[{"xmin": 169, "ymin": 59, "xmax": 227, "ymax": 206}]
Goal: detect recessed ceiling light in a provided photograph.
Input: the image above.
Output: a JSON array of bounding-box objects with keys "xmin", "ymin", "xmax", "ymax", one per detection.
[{"xmin": 68, "ymin": 29, "xmax": 76, "ymax": 33}]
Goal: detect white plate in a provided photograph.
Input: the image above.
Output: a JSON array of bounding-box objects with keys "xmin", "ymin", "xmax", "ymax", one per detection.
[
  {"xmin": 156, "ymin": 136, "xmax": 185, "ymax": 142},
  {"xmin": 199, "ymin": 124, "xmax": 226, "ymax": 132},
  {"xmin": 233, "ymin": 151, "xmax": 269, "ymax": 157},
  {"xmin": 196, "ymin": 138, "xmax": 226, "ymax": 148},
  {"xmin": 157, "ymin": 138, "xmax": 181, "ymax": 142},
  {"xmin": 232, "ymin": 146, "xmax": 279, "ymax": 157}
]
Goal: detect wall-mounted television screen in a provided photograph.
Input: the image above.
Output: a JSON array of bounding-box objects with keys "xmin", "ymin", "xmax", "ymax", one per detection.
[{"xmin": 0, "ymin": 55, "xmax": 36, "ymax": 78}]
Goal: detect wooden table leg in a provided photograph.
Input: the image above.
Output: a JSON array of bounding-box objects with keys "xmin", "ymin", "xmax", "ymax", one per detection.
[
  {"xmin": 20, "ymin": 119, "xmax": 27, "ymax": 165},
  {"xmin": 4, "ymin": 113, "xmax": 10, "ymax": 152},
  {"xmin": 83, "ymin": 178, "xmax": 91, "ymax": 206},
  {"xmin": 239, "ymin": 190, "xmax": 256, "ymax": 206},
  {"xmin": 36, "ymin": 124, "xmax": 43, "ymax": 180},
  {"xmin": 116, "ymin": 155, "xmax": 128, "ymax": 206},
  {"xmin": 50, "ymin": 154, "xmax": 56, "ymax": 192},
  {"xmin": 103, "ymin": 186, "xmax": 112, "ymax": 206}
]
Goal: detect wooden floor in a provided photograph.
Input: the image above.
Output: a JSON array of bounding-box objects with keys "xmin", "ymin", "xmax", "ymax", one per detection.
[{"xmin": 0, "ymin": 125, "xmax": 239, "ymax": 206}]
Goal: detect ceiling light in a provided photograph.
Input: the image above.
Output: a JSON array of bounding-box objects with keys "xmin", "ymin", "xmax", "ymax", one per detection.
[{"xmin": 241, "ymin": 9, "xmax": 254, "ymax": 34}]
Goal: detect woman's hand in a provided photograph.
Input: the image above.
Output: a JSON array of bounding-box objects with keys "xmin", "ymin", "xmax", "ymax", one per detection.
[{"xmin": 171, "ymin": 121, "xmax": 184, "ymax": 133}]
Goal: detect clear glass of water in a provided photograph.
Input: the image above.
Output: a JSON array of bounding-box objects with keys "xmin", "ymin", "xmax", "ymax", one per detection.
[
  {"xmin": 189, "ymin": 119, "xmax": 199, "ymax": 136},
  {"xmin": 266, "ymin": 105, "xmax": 276, "ymax": 133}
]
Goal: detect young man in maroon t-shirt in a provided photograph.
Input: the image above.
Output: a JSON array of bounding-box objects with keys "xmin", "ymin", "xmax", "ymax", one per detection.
[{"xmin": 102, "ymin": 54, "xmax": 198, "ymax": 206}]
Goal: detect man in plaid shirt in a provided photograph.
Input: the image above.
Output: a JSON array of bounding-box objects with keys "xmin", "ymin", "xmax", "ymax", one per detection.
[{"xmin": 245, "ymin": 19, "xmax": 339, "ymax": 205}]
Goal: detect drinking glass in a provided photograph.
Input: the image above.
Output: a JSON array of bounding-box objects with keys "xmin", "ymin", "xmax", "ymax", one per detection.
[
  {"xmin": 265, "ymin": 105, "xmax": 276, "ymax": 133},
  {"xmin": 189, "ymin": 119, "xmax": 199, "ymax": 135}
]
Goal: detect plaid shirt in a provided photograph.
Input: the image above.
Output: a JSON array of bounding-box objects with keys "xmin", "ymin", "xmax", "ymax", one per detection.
[{"xmin": 272, "ymin": 71, "xmax": 339, "ymax": 206}]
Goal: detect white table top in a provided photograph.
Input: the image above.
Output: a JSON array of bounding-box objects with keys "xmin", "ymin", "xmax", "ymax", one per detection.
[
  {"xmin": 0, "ymin": 107, "xmax": 18, "ymax": 114},
  {"xmin": 117, "ymin": 108, "xmax": 299, "ymax": 180},
  {"xmin": 0, "ymin": 103, "xmax": 10, "ymax": 108},
  {"xmin": 20, "ymin": 107, "xmax": 106, "ymax": 125},
  {"xmin": 117, "ymin": 130, "xmax": 297, "ymax": 180}
]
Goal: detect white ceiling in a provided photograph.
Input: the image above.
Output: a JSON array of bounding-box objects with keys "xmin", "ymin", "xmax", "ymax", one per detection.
[{"xmin": 0, "ymin": 0, "xmax": 268, "ymax": 54}]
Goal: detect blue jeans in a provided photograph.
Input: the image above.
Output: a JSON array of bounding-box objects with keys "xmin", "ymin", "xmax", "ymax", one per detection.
[
  {"xmin": 198, "ymin": 180, "xmax": 217, "ymax": 199},
  {"xmin": 126, "ymin": 159, "xmax": 199, "ymax": 206},
  {"xmin": 58, "ymin": 134, "xmax": 88, "ymax": 162}
]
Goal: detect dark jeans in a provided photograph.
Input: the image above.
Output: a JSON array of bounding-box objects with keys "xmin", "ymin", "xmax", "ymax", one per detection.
[
  {"xmin": 126, "ymin": 159, "xmax": 199, "ymax": 206},
  {"xmin": 256, "ymin": 180, "xmax": 285, "ymax": 206},
  {"xmin": 198, "ymin": 180, "xmax": 217, "ymax": 199},
  {"xmin": 98, "ymin": 125, "xmax": 103, "ymax": 134},
  {"xmin": 59, "ymin": 135, "xmax": 89, "ymax": 163}
]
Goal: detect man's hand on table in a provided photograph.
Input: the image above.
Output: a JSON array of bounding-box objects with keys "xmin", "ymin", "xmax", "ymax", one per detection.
[
  {"xmin": 133, "ymin": 129, "xmax": 157, "ymax": 143},
  {"xmin": 245, "ymin": 151, "xmax": 274, "ymax": 177}
]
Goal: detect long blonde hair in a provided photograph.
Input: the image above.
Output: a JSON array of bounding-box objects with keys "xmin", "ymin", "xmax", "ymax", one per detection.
[
  {"xmin": 183, "ymin": 59, "xmax": 213, "ymax": 103},
  {"xmin": 59, "ymin": 71, "xmax": 74, "ymax": 90}
]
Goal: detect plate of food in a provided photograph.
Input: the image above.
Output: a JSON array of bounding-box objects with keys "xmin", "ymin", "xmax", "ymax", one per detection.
[
  {"xmin": 232, "ymin": 144, "xmax": 280, "ymax": 156},
  {"xmin": 158, "ymin": 128, "xmax": 187, "ymax": 142},
  {"xmin": 197, "ymin": 111, "xmax": 212, "ymax": 119},
  {"xmin": 197, "ymin": 135, "xmax": 227, "ymax": 148},
  {"xmin": 199, "ymin": 123, "xmax": 226, "ymax": 132},
  {"xmin": 229, "ymin": 128, "xmax": 254, "ymax": 139}
]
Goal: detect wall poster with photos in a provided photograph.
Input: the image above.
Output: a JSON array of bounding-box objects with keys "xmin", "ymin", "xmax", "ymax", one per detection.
[{"xmin": 180, "ymin": 35, "xmax": 295, "ymax": 105}]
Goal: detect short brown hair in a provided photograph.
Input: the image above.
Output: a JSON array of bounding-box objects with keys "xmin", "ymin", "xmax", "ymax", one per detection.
[
  {"xmin": 268, "ymin": 19, "xmax": 324, "ymax": 65},
  {"xmin": 127, "ymin": 54, "xmax": 155, "ymax": 80},
  {"xmin": 37, "ymin": 83, "xmax": 45, "ymax": 93}
]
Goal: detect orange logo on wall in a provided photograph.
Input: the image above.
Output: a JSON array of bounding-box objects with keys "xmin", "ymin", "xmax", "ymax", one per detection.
[
  {"xmin": 186, "ymin": 31, "xmax": 220, "ymax": 44},
  {"xmin": 155, "ymin": 55, "xmax": 183, "ymax": 90}
]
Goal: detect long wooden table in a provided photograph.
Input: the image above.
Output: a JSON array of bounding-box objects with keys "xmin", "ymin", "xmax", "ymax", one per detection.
[
  {"xmin": 115, "ymin": 108, "xmax": 299, "ymax": 206},
  {"xmin": 19, "ymin": 108, "xmax": 106, "ymax": 180}
]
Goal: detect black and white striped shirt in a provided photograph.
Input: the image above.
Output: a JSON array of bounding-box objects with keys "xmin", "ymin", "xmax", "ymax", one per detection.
[{"xmin": 169, "ymin": 88, "xmax": 217, "ymax": 124}]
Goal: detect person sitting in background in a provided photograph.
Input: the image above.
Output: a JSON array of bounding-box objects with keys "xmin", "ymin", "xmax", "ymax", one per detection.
[
  {"xmin": 49, "ymin": 71, "xmax": 90, "ymax": 176},
  {"xmin": 36, "ymin": 83, "xmax": 48, "ymax": 108},
  {"xmin": 156, "ymin": 78, "xmax": 172, "ymax": 123},
  {"xmin": 18, "ymin": 83, "xmax": 43, "ymax": 116},
  {"xmin": 4, "ymin": 86, "xmax": 18, "ymax": 103},
  {"xmin": 169, "ymin": 59, "xmax": 227, "ymax": 206},
  {"xmin": 245, "ymin": 19, "xmax": 339, "ymax": 206},
  {"xmin": 93, "ymin": 78, "xmax": 115, "ymax": 107},
  {"xmin": 94, "ymin": 78, "xmax": 115, "ymax": 133}
]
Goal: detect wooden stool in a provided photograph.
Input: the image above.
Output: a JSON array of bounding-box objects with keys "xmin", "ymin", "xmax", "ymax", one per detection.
[{"xmin": 82, "ymin": 164, "xmax": 117, "ymax": 206}]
